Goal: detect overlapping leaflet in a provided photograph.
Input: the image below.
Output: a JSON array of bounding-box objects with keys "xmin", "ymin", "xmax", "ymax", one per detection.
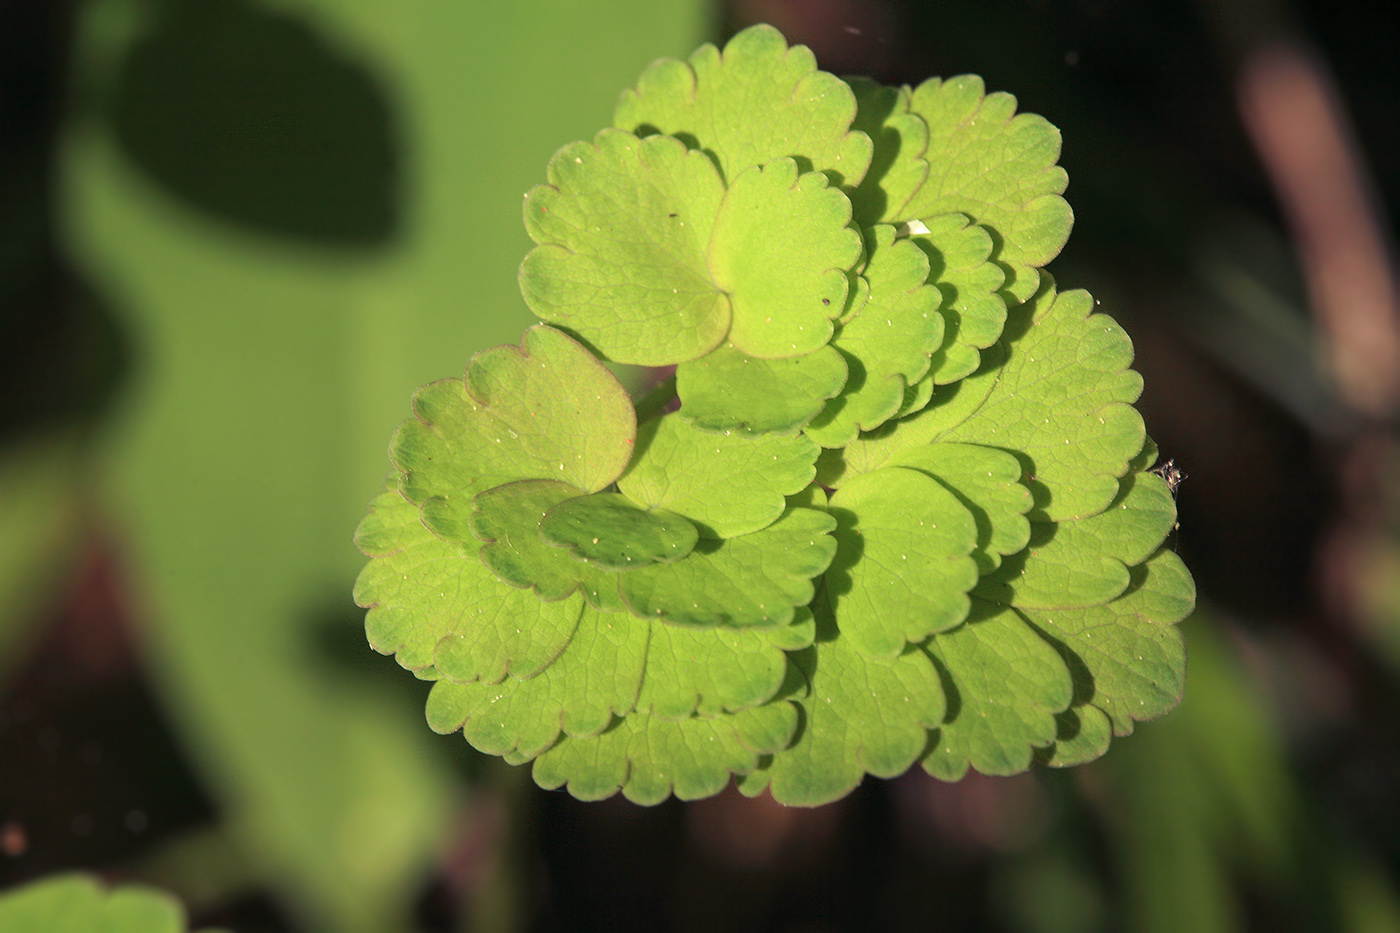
[{"xmin": 355, "ymin": 24, "xmax": 1193, "ymax": 806}]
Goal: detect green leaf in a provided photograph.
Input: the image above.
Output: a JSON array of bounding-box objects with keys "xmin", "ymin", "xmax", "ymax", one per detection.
[
  {"xmin": 1022, "ymin": 548, "xmax": 1192, "ymax": 737},
  {"xmin": 425, "ymin": 605, "xmax": 649, "ymax": 760},
  {"xmin": 709, "ymin": 159, "xmax": 863, "ymax": 358},
  {"xmin": 922, "ymin": 601, "xmax": 1073, "ymax": 779},
  {"xmin": 886, "ymin": 442, "xmax": 1033, "ymax": 574},
  {"xmin": 942, "ymin": 276, "xmax": 1145, "ymax": 522},
  {"xmin": 845, "ymin": 78, "xmax": 929, "ymax": 227},
  {"xmin": 815, "ymin": 343, "xmax": 1004, "ymax": 488},
  {"xmin": 900, "ymin": 75, "xmax": 1072, "ymax": 302},
  {"xmin": 618, "ymin": 412, "xmax": 820, "ymax": 538},
  {"xmin": 743, "ymin": 599, "xmax": 945, "ymax": 806},
  {"xmin": 676, "ymin": 341, "xmax": 848, "ymax": 435},
  {"xmin": 469, "ymin": 479, "xmax": 625, "ymax": 609},
  {"xmin": 533, "ymin": 700, "xmax": 799, "ymax": 804},
  {"xmin": 68, "ymin": 1, "xmax": 706, "ymax": 925},
  {"xmin": 354, "ymin": 480, "xmax": 583, "ymax": 682},
  {"xmin": 827, "ymin": 467, "xmax": 980, "ymax": 658},
  {"xmin": 805, "ymin": 225, "xmax": 944, "ymax": 446},
  {"xmin": 540, "ymin": 493, "xmax": 698, "ymax": 568},
  {"xmin": 393, "ymin": 325, "xmax": 636, "ymax": 539},
  {"xmin": 619, "ymin": 507, "xmax": 837, "ymax": 627},
  {"xmin": 520, "ymin": 130, "xmax": 728, "ymax": 364},
  {"xmin": 1038, "ymin": 705, "xmax": 1113, "ymax": 768},
  {"xmin": 0, "ymin": 874, "xmax": 197, "ymax": 933},
  {"xmin": 893, "ymin": 371, "xmax": 936, "ymax": 419},
  {"xmin": 614, "ymin": 23, "xmax": 872, "ymax": 187},
  {"xmin": 910, "ymin": 213, "xmax": 1008, "ymax": 384},
  {"xmin": 0, "ymin": 435, "xmax": 83, "ymax": 685},
  {"xmin": 636, "ymin": 608, "xmax": 814, "ymax": 718},
  {"xmin": 976, "ymin": 471, "xmax": 1177, "ymax": 609}
]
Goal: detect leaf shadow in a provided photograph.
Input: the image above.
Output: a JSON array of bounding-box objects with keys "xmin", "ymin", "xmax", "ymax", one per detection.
[
  {"xmin": 108, "ymin": 0, "xmax": 400, "ymax": 247},
  {"xmin": 1019, "ymin": 612, "xmax": 1096, "ymax": 708}
]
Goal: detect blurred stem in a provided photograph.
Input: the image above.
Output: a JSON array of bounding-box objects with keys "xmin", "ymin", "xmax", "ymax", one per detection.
[{"xmin": 1233, "ymin": 39, "xmax": 1400, "ymax": 420}]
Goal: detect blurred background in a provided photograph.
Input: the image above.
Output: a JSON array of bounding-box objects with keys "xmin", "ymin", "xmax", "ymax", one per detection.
[{"xmin": 4, "ymin": 0, "xmax": 1400, "ymax": 930}]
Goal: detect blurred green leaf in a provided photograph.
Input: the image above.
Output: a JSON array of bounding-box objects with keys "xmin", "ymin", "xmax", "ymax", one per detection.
[
  {"xmin": 0, "ymin": 434, "xmax": 83, "ymax": 683},
  {"xmin": 62, "ymin": 0, "xmax": 706, "ymax": 928},
  {"xmin": 0, "ymin": 874, "xmax": 215, "ymax": 933}
]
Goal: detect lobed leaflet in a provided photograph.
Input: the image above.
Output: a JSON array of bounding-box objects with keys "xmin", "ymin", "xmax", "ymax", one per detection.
[{"xmin": 354, "ymin": 24, "xmax": 1194, "ymax": 806}]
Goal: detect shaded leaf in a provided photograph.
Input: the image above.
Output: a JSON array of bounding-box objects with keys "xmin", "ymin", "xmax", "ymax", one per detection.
[
  {"xmin": 1038, "ymin": 705, "xmax": 1113, "ymax": 768},
  {"xmin": 469, "ymin": 480, "xmax": 624, "ymax": 610},
  {"xmin": 815, "ymin": 343, "xmax": 1004, "ymax": 488},
  {"xmin": 845, "ymin": 77, "xmax": 929, "ymax": 226},
  {"xmin": 1022, "ymin": 549, "xmax": 1192, "ymax": 737},
  {"xmin": 540, "ymin": 492, "xmax": 698, "ymax": 569},
  {"xmin": 636, "ymin": 608, "xmax": 814, "ymax": 718},
  {"xmin": 676, "ymin": 341, "xmax": 847, "ymax": 435},
  {"xmin": 910, "ymin": 213, "xmax": 1008, "ymax": 384}
]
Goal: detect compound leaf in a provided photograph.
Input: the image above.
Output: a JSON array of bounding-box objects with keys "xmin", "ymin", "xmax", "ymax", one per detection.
[
  {"xmin": 942, "ymin": 277, "xmax": 1145, "ymax": 522},
  {"xmin": 619, "ymin": 507, "xmax": 837, "ymax": 628},
  {"xmin": 354, "ymin": 24, "xmax": 1194, "ymax": 808},
  {"xmin": 619, "ymin": 412, "xmax": 820, "ymax": 538},
  {"xmin": 540, "ymin": 493, "xmax": 698, "ymax": 569},
  {"xmin": 743, "ymin": 600, "xmax": 945, "ymax": 806},
  {"xmin": 805, "ymin": 225, "xmax": 944, "ymax": 446},
  {"xmin": 676, "ymin": 341, "xmax": 848, "ymax": 435},
  {"xmin": 354, "ymin": 480, "xmax": 583, "ymax": 683},
  {"xmin": 977, "ymin": 471, "xmax": 1177, "ymax": 609},
  {"xmin": 532, "ymin": 700, "xmax": 800, "ymax": 805},
  {"xmin": 520, "ymin": 131, "xmax": 728, "ymax": 364},
  {"xmin": 614, "ymin": 23, "xmax": 872, "ymax": 187},
  {"xmin": 922, "ymin": 601, "xmax": 1073, "ymax": 780},
  {"xmin": 392, "ymin": 326, "xmax": 636, "ymax": 539},
  {"xmin": 710, "ymin": 159, "xmax": 863, "ymax": 359},
  {"xmin": 901, "ymin": 75, "xmax": 1072, "ymax": 301},
  {"xmin": 827, "ymin": 467, "xmax": 980, "ymax": 658},
  {"xmin": 425, "ymin": 606, "xmax": 649, "ymax": 760}
]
